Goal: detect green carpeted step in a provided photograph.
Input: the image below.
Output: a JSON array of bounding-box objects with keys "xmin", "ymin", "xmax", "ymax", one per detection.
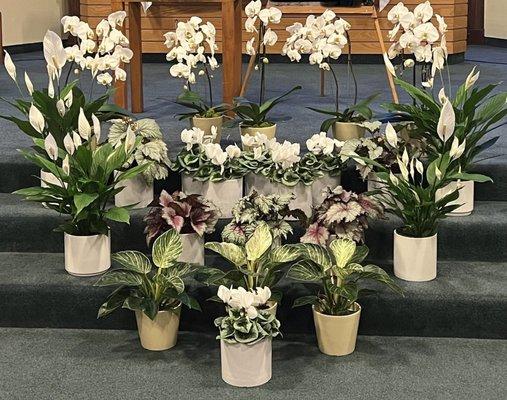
[
  {"xmin": 0, "ymin": 252, "xmax": 505, "ymax": 339},
  {"xmin": 0, "ymin": 192, "xmax": 505, "ymax": 262},
  {"xmin": 0, "ymin": 327, "xmax": 505, "ymax": 399}
]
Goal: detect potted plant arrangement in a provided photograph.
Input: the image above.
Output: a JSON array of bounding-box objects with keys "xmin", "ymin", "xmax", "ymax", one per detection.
[
  {"xmin": 288, "ymin": 239, "xmax": 401, "ymax": 356},
  {"xmin": 221, "ymin": 190, "xmax": 297, "ymax": 247},
  {"xmin": 108, "ymin": 118, "xmax": 171, "ymax": 208},
  {"xmin": 96, "ymin": 229, "xmax": 202, "ymax": 351},
  {"xmin": 172, "ymin": 127, "xmax": 248, "ymax": 217},
  {"xmin": 215, "ymin": 285, "xmax": 281, "ymax": 387},
  {"xmin": 164, "ymin": 17, "xmax": 225, "ymax": 140},
  {"xmin": 385, "ymin": 70, "xmax": 506, "ymax": 215},
  {"xmin": 144, "ymin": 190, "xmax": 219, "ymax": 265},
  {"xmin": 1, "ymin": 12, "xmax": 133, "ymax": 187},
  {"xmin": 14, "ymin": 125, "xmax": 148, "ymax": 276},
  {"xmin": 304, "ymin": 132, "xmax": 346, "ymax": 204},
  {"xmin": 301, "ymin": 186, "xmax": 384, "ymax": 245}
]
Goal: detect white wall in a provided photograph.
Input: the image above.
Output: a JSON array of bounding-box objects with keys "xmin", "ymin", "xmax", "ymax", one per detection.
[
  {"xmin": 0, "ymin": 0, "xmax": 68, "ymax": 46},
  {"xmin": 485, "ymin": 0, "xmax": 507, "ymax": 40}
]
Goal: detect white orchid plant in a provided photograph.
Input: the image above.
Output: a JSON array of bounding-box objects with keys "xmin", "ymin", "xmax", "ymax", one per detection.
[
  {"xmin": 386, "ymin": 1, "xmax": 448, "ymax": 88},
  {"xmin": 108, "ymin": 118, "xmax": 171, "ymax": 184},
  {"xmin": 215, "ymin": 286, "xmax": 281, "ymax": 345},
  {"xmin": 171, "ymin": 127, "xmax": 248, "ymax": 181}
]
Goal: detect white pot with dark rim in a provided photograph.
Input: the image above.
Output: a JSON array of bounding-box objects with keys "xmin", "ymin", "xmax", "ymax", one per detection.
[
  {"xmin": 64, "ymin": 232, "xmax": 111, "ymax": 276},
  {"xmin": 179, "ymin": 233, "xmax": 204, "ymax": 265},
  {"xmin": 115, "ymin": 174, "xmax": 154, "ymax": 209},
  {"xmin": 181, "ymin": 174, "xmax": 243, "ymax": 218},
  {"xmin": 436, "ymin": 180, "xmax": 474, "ymax": 216},
  {"xmin": 191, "ymin": 116, "xmax": 223, "ymax": 143},
  {"xmin": 393, "ymin": 229, "xmax": 437, "ymax": 282},
  {"xmin": 311, "ymin": 173, "xmax": 341, "ymax": 206},
  {"xmin": 332, "ymin": 122, "xmax": 365, "ymax": 141}
]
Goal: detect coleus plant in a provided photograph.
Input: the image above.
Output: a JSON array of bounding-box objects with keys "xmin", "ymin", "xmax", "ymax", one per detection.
[
  {"xmin": 144, "ymin": 190, "xmax": 219, "ymax": 245},
  {"xmin": 172, "ymin": 127, "xmax": 248, "ymax": 182},
  {"xmin": 96, "ymin": 229, "xmax": 202, "ymax": 320},
  {"xmin": 301, "ymin": 186, "xmax": 384, "ymax": 245}
]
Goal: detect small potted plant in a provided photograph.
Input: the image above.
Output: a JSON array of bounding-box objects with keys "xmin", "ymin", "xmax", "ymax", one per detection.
[
  {"xmin": 221, "ymin": 190, "xmax": 297, "ymax": 247},
  {"xmin": 172, "ymin": 127, "xmax": 247, "ymax": 217},
  {"xmin": 304, "ymin": 132, "xmax": 346, "ymax": 204},
  {"xmin": 164, "ymin": 17, "xmax": 224, "ymax": 140},
  {"xmin": 108, "ymin": 118, "xmax": 171, "ymax": 208},
  {"xmin": 15, "ymin": 127, "xmax": 148, "ymax": 276},
  {"xmin": 288, "ymin": 239, "xmax": 401, "ymax": 356},
  {"xmin": 144, "ymin": 190, "xmax": 219, "ymax": 264},
  {"xmin": 301, "ymin": 186, "xmax": 384, "ymax": 245},
  {"xmin": 215, "ymin": 285, "xmax": 281, "ymax": 387},
  {"xmin": 96, "ymin": 229, "xmax": 202, "ymax": 351}
]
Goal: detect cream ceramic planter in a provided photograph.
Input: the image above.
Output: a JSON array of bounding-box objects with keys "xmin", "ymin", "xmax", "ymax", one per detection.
[
  {"xmin": 191, "ymin": 116, "xmax": 223, "ymax": 143},
  {"xmin": 135, "ymin": 306, "xmax": 181, "ymax": 351},
  {"xmin": 393, "ymin": 229, "xmax": 437, "ymax": 282},
  {"xmin": 436, "ymin": 180, "xmax": 474, "ymax": 216},
  {"xmin": 181, "ymin": 174, "xmax": 243, "ymax": 218},
  {"xmin": 332, "ymin": 122, "xmax": 366, "ymax": 141},
  {"xmin": 179, "ymin": 233, "xmax": 204, "ymax": 264},
  {"xmin": 240, "ymin": 124, "xmax": 277, "ymax": 150},
  {"xmin": 245, "ymin": 174, "xmax": 312, "ymax": 217},
  {"xmin": 64, "ymin": 232, "xmax": 111, "ymax": 276},
  {"xmin": 220, "ymin": 338, "xmax": 272, "ymax": 387},
  {"xmin": 311, "ymin": 173, "xmax": 341, "ymax": 206},
  {"xmin": 115, "ymin": 175, "xmax": 154, "ymax": 209}
]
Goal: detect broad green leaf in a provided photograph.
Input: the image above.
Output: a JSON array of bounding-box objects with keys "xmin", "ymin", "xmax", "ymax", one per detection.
[
  {"xmin": 97, "ymin": 287, "xmax": 129, "ymax": 318},
  {"xmin": 74, "ymin": 193, "xmax": 99, "ymax": 215},
  {"xmin": 349, "ymin": 245, "xmax": 369, "ymax": 264},
  {"xmin": 293, "ymin": 295, "xmax": 319, "ymax": 308},
  {"xmin": 205, "ymin": 242, "xmax": 247, "ymax": 267},
  {"xmin": 167, "ymin": 262, "xmax": 200, "ymax": 278},
  {"xmin": 95, "ymin": 270, "xmax": 143, "ymax": 287},
  {"xmin": 112, "ymin": 251, "xmax": 151, "ymax": 274},
  {"xmin": 449, "ymin": 172, "xmax": 493, "ymax": 183},
  {"xmin": 269, "ymin": 244, "xmax": 300, "ymax": 263},
  {"xmin": 296, "ymin": 243, "xmax": 333, "ymax": 271},
  {"xmin": 329, "ymin": 239, "xmax": 356, "ymax": 269},
  {"xmin": 175, "ymin": 292, "xmax": 201, "ymax": 311},
  {"xmin": 165, "ymin": 275, "xmax": 185, "ymax": 294},
  {"xmin": 115, "ymin": 162, "xmax": 151, "ymax": 183},
  {"xmin": 287, "ymin": 260, "xmax": 324, "ymax": 282},
  {"xmin": 105, "ymin": 207, "xmax": 130, "ymax": 224},
  {"xmin": 152, "ymin": 230, "xmax": 183, "ymax": 269},
  {"xmin": 245, "ymin": 222, "xmax": 272, "ymax": 261}
]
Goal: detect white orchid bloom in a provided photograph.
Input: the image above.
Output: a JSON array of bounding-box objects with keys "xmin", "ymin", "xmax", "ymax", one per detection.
[
  {"xmin": 108, "ymin": 11, "xmax": 127, "ymax": 28},
  {"xmin": 399, "ymin": 11, "xmax": 416, "ymax": 31},
  {"xmin": 413, "ymin": 22, "xmax": 439, "ymax": 44},
  {"xmin": 259, "ymin": 7, "xmax": 282, "ymax": 26},
  {"xmin": 414, "ymin": 44, "xmax": 432, "ymax": 63},
  {"xmin": 422, "ymin": 77, "xmax": 434, "ymax": 88},
  {"xmin": 403, "ymin": 59, "xmax": 415, "ymax": 68},
  {"xmin": 399, "ymin": 31, "xmax": 419, "ymax": 51},
  {"xmin": 246, "ymin": 37, "xmax": 256, "ymax": 56},
  {"xmin": 43, "ymin": 30, "xmax": 67, "ymax": 79},
  {"xmin": 414, "ymin": 1, "xmax": 433, "ymax": 23},
  {"xmin": 435, "ymin": 14, "xmax": 447, "ymax": 34},
  {"xmin": 72, "ymin": 131, "xmax": 82, "ymax": 148},
  {"xmin": 78, "ymin": 108, "xmax": 91, "ymax": 140},
  {"xmin": 309, "ymin": 52, "xmax": 324, "ymax": 65},
  {"xmin": 245, "ymin": 0, "xmax": 262, "ymax": 17},
  {"xmin": 225, "ymin": 144, "xmax": 241, "ymax": 159},
  {"xmin": 208, "ymin": 56, "xmax": 219, "ymax": 70},
  {"xmin": 24, "ymin": 72, "xmax": 34, "ymax": 95},
  {"xmin": 437, "ymin": 99, "xmax": 455, "ymax": 143},
  {"xmin": 385, "ymin": 123, "xmax": 398, "ymax": 148},
  {"xmin": 109, "ymin": 29, "xmax": 129, "ymax": 46},
  {"xmin": 29, "ymin": 104, "xmax": 45, "ymax": 134},
  {"xmin": 263, "ymin": 28, "xmax": 278, "ymax": 46},
  {"xmin": 170, "ymin": 63, "xmax": 191, "ymax": 79},
  {"xmin": 62, "ymin": 155, "xmax": 70, "ymax": 175},
  {"xmin": 383, "ymin": 53, "xmax": 397, "ymax": 77},
  {"xmin": 388, "ymin": 2, "xmax": 409, "ymax": 24},
  {"xmin": 4, "ymin": 51, "xmax": 17, "ymax": 81},
  {"xmin": 113, "ymin": 45, "xmax": 134, "ymax": 63},
  {"xmin": 61, "ymin": 16, "xmax": 81, "ymax": 34},
  {"xmin": 63, "ymin": 134, "xmax": 75, "ymax": 155},
  {"xmin": 44, "ymin": 133, "xmax": 59, "ymax": 161},
  {"xmin": 56, "ymin": 99, "xmax": 66, "ymax": 117},
  {"xmin": 245, "ymin": 16, "xmax": 258, "ymax": 33},
  {"xmin": 95, "ymin": 19, "xmax": 111, "ymax": 37},
  {"xmin": 114, "ymin": 66, "xmax": 127, "ymax": 82},
  {"xmin": 322, "ymin": 9, "xmax": 336, "ymax": 22},
  {"xmin": 97, "ymin": 72, "xmax": 113, "ymax": 86},
  {"xmin": 465, "ymin": 67, "xmax": 480, "ymax": 91}
]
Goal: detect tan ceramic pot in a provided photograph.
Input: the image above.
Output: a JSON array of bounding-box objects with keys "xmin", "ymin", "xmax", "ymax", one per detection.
[
  {"xmin": 240, "ymin": 124, "xmax": 277, "ymax": 150},
  {"xmin": 313, "ymin": 303, "xmax": 361, "ymax": 356},
  {"xmin": 393, "ymin": 229, "xmax": 437, "ymax": 282},
  {"xmin": 436, "ymin": 180, "xmax": 474, "ymax": 216},
  {"xmin": 332, "ymin": 122, "xmax": 365, "ymax": 141},
  {"xmin": 135, "ymin": 305, "xmax": 181, "ymax": 351},
  {"xmin": 191, "ymin": 116, "xmax": 223, "ymax": 143}
]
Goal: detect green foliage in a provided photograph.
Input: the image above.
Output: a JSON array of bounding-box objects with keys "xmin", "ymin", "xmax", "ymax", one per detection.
[
  {"xmin": 96, "ymin": 230, "xmax": 202, "ymax": 320},
  {"xmin": 300, "ymin": 151, "xmax": 343, "ymax": 177},
  {"xmin": 175, "ymin": 89, "xmax": 228, "ymax": 119},
  {"xmin": 288, "ymin": 239, "xmax": 402, "ymax": 316}
]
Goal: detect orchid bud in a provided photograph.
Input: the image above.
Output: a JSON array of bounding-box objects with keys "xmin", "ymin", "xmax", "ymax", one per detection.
[
  {"xmin": 78, "ymin": 108, "xmax": 91, "ymax": 139},
  {"xmin": 29, "ymin": 104, "xmax": 45, "ymax": 134},
  {"xmin": 63, "ymin": 133, "xmax": 75, "ymax": 155},
  {"xmin": 44, "ymin": 133, "xmax": 59, "ymax": 161},
  {"xmin": 403, "ymin": 59, "xmax": 415, "ymax": 68}
]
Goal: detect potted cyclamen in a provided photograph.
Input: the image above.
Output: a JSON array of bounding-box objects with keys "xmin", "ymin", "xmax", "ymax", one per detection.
[
  {"xmin": 301, "ymin": 186, "xmax": 384, "ymax": 245},
  {"xmin": 15, "ymin": 126, "xmax": 148, "ymax": 276},
  {"xmin": 109, "ymin": 118, "xmax": 171, "ymax": 208},
  {"xmin": 215, "ymin": 285, "xmax": 281, "ymax": 387},
  {"xmin": 164, "ymin": 17, "xmax": 226, "ymax": 140},
  {"xmin": 172, "ymin": 127, "xmax": 247, "ymax": 218},
  {"xmin": 144, "ymin": 190, "xmax": 219, "ymax": 265},
  {"xmin": 288, "ymin": 239, "xmax": 401, "ymax": 356},
  {"xmin": 304, "ymin": 132, "xmax": 345, "ymax": 204},
  {"xmin": 241, "ymin": 135, "xmax": 317, "ymax": 216},
  {"xmin": 96, "ymin": 230, "xmax": 202, "ymax": 351}
]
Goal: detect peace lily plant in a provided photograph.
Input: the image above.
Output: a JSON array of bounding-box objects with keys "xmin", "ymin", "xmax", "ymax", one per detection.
[
  {"xmin": 172, "ymin": 127, "xmax": 248, "ymax": 217},
  {"xmin": 108, "ymin": 118, "xmax": 171, "ymax": 208},
  {"xmin": 287, "ymin": 239, "xmax": 401, "ymax": 356},
  {"xmin": 164, "ymin": 17, "xmax": 226, "ymax": 140},
  {"xmin": 96, "ymin": 229, "xmax": 202, "ymax": 351}
]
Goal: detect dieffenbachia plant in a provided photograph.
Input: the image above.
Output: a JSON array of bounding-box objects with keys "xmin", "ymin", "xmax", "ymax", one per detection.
[
  {"xmin": 288, "ymin": 239, "xmax": 402, "ymax": 315},
  {"xmin": 96, "ymin": 229, "xmax": 202, "ymax": 320}
]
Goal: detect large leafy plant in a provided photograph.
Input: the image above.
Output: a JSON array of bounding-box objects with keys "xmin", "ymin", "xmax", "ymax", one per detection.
[
  {"xmin": 96, "ymin": 230, "xmax": 202, "ymax": 320},
  {"xmin": 288, "ymin": 239, "xmax": 402, "ymax": 316}
]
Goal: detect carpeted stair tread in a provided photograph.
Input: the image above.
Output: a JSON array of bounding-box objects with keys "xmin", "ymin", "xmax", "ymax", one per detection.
[
  {"xmin": 0, "ymin": 192, "xmax": 505, "ymax": 262},
  {"xmin": 0, "ymin": 252, "xmax": 505, "ymax": 338},
  {"xmin": 0, "ymin": 327, "xmax": 505, "ymax": 400}
]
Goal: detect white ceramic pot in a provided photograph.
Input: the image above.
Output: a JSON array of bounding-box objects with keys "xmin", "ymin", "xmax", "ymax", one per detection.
[
  {"xmin": 191, "ymin": 116, "xmax": 223, "ymax": 143},
  {"xmin": 179, "ymin": 233, "xmax": 204, "ymax": 264},
  {"xmin": 393, "ymin": 229, "xmax": 437, "ymax": 282},
  {"xmin": 436, "ymin": 180, "xmax": 474, "ymax": 216},
  {"xmin": 135, "ymin": 306, "xmax": 181, "ymax": 351},
  {"xmin": 64, "ymin": 232, "xmax": 111, "ymax": 276},
  {"xmin": 311, "ymin": 174, "xmax": 341, "ymax": 206},
  {"xmin": 115, "ymin": 174, "xmax": 154, "ymax": 209},
  {"xmin": 245, "ymin": 174, "xmax": 312, "ymax": 217},
  {"xmin": 220, "ymin": 338, "xmax": 272, "ymax": 387},
  {"xmin": 181, "ymin": 175, "xmax": 243, "ymax": 218},
  {"xmin": 332, "ymin": 122, "xmax": 366, "ymax": 141}
]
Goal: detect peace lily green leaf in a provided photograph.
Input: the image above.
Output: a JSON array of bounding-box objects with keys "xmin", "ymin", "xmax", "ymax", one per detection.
[
  {"xmin": 74, "ymin": 193, "xmax": 99, "ymax": 215},
  {"xmin": 205, "ymin": 242, "xmax": 247, "ymax": 267},
  {"xmin": 245, "ymin": 222, "xmax": 272, "ymax": 261},
  {"xmin": 112, "ymin": 251, "xmax": 151, "ymax": 274},
  {"xmin": 329, "ymin": 239, "xmax": 356, "ymax": 269},
  {"xmin": 105, "ymin": 207, "xmax": 130, "ymax": 224},
  {"xmin": 152, "ymin": 230, "xmax": 183, "ymax": 269}
]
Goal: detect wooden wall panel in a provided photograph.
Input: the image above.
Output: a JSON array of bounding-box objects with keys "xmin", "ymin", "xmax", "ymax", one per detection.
[{"xmin": 80, "ymin": 1, "xmax": 467, "ymax": 55}]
